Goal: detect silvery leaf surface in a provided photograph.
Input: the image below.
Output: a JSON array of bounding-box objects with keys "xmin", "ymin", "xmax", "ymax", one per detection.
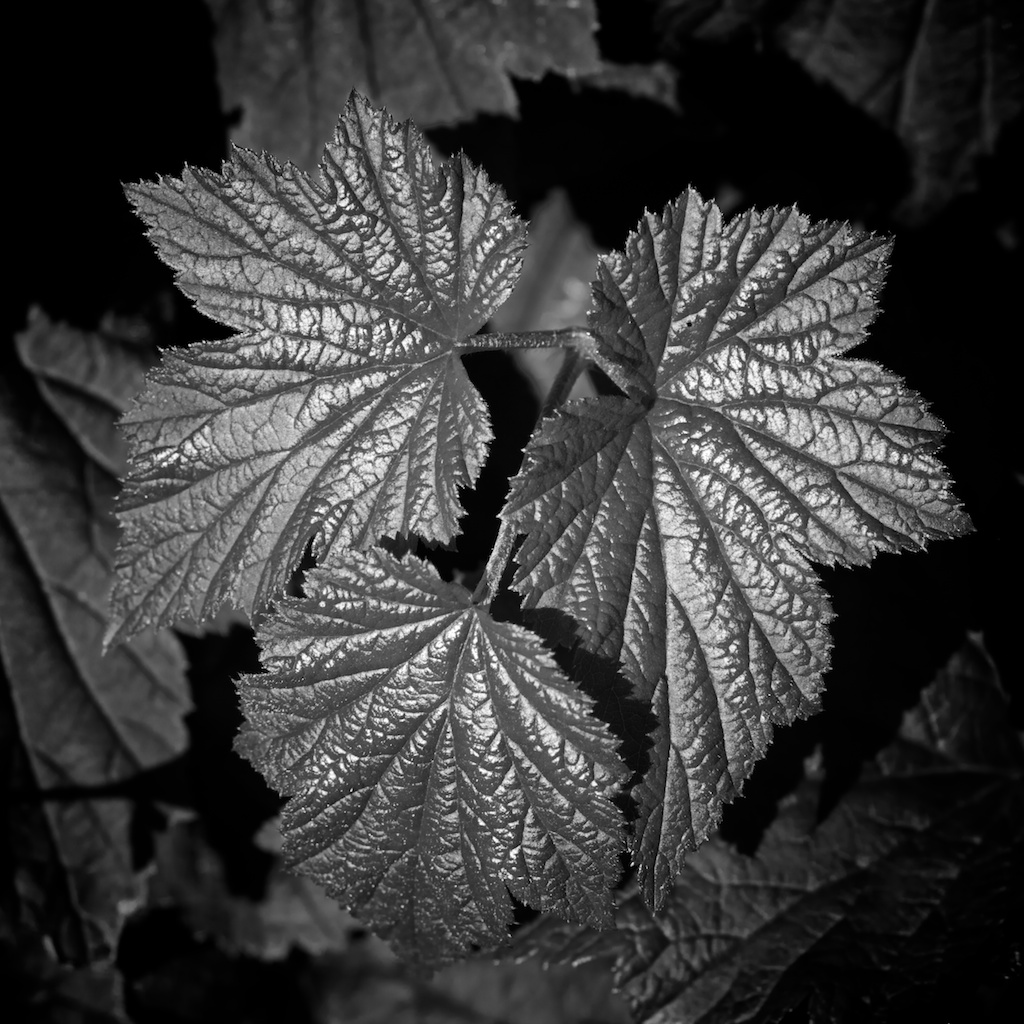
[
  {"xmin": 502, "ymin": 188, "xmax": 971, "ymax": 907},
  {"xmin": 110, "ymin": 92, "xmax": 528, "ymax": 643},
  {"xmin": 514, "ymin": 637, "xmax": 1023, "ymax": 1024},
  {"xmin": 236, "ymin": 548, "xmax": 626, "ymax": 967}
]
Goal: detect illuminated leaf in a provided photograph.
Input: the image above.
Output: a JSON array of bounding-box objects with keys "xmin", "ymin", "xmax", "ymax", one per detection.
[
  {"xmin": 503, "ymin": 188, "xmax": 971, "ymax": 906},
  {"xmin": 109, "ymin": 92, "xmax": 528, "ymax": 643},
  {"xmin": 236, "ymin": 548, "xmax": 625, "ymax": 966}
]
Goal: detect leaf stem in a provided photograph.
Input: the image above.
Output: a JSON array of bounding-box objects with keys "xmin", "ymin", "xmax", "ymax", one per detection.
[
  {"xmin": 472, "ymin": 347, "xmax": 587, "ymax": 605},
  {"xmin": 473, "ymin": 327, "xmax": 597, "ymax": 358}
]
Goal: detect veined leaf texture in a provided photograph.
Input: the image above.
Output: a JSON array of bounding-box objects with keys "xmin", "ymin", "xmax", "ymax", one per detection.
[
  {"xmin": 514, "ymin": 636, "xmax": 1022, "ymax": 1023},
  {"xmin": 108, "ymin": 92, "xmax": 528, "ymax": 643},
  {"xmin": 503, "ymin": 189, "xmax": 971, "ymax": 907},
  {"xmin": 235, "ymin": 549, "xmax": 625, "ymax": 967},
  {"xmin": 0, "ymin": 312, "xmax": 190, "ymax": 963},
  {"xmin": 110, "ymin": 91, "xmax": 969, "ymax": 962}
]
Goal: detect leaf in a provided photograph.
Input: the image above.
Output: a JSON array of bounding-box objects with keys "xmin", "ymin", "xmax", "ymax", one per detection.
[
  {"xmin": 431, "ymin": 956, "xmax": 631, "ymax": 1024},
  {"xmin": 0, "ymin": 311, "xmax": 191, "ymax": 963},
  {"xmin": 658, "ymin": 0, "xmax": 1024, "ymax": 219},
  {"xmin": 109, "ymin": 92, "xmax": 529, "ymax": 644},
  {"xmin": 300, "ymin": 945, "xmax": 630, "ymax": 1024},
  {"xmin": 2, "ymin": 926, "xmax": 128, "ymax": 1024},
  {"xmin": 207, "ymin": 0, "xmax": 602, "ymax": 170},
  {"xmin": 502, "ymin": 188, "xmax": 971, "ymax": 908},
  {"xmin": 146, "ymin": 816, "xmax": 363, "ymax": 960},
  {"xmin": 0, "ymin": 787, "xmax": 138, "ymax": 971},
  {"xmin": 235, "ymin": 548, "xmax": 625, "ymax": 967},
  {"xmin": 515, "ymin": 635, "xmax": 1024, "ymax": 1024},
  {"xmin": 15, "ymin": 310, "xmax": 159, "ymax": 477},
  {"xmin": 575, "ymin": 61, "xmax": 681, "ymax": 114}
]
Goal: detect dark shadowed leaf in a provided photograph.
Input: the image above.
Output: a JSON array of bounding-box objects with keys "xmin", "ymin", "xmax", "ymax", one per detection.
[
  {"xmin": 0, "ymin": 784, "xmax": 137, "ymax": 970},
  {"xmin": 658, "ymin": 0, "xmax": 1024, "ymax": 218},
  {"xmin": 145, "ymin": 816, "xmax": 362, "ymax": 959},
  {"xmin": 431, "ymin": 956, "xmax": 631, "ymax": 1024},
  {"xmin": 207, "ymin": 0, "xmax": 602, "ymax": 169},
  {"xmin": 110, "ymin": 92, "xmax": 531, "ymax": 644},
  {"xmin": 0, "ymin": 311, "xmax": 191, "ymax": 963},
  {"xmin": 235, "ymin": 548, "xmax": 625, "ymax": 967},
  {"xmin": 2, "ymin": 924, "xmax": 127, "ymax": 1024},
  {"xmin": 576, "ymin": 61, "xmax": 681, "ymax": 113},
  {"xmin": 515, "ymin": 635, "xmax": 1023, "ymax": 1023},
  {"xmin": 306, "ymin": 948, "xmax": 631, "ymax": 1024},
  {"xmin": 15, "ymin": 311, "xmax": 160, "ymax": 478},
  {"xmin": 503, "ymin": 188, "xmax": 971, "ymax": 907}
]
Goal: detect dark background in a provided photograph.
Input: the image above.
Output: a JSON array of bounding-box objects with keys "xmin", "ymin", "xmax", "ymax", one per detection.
[{"xmin": 5, "ymin": 1, "xmax": 1022, "ymax": 1020}]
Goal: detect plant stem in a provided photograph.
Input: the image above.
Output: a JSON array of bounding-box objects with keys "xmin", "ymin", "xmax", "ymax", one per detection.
[
  {"xmin": 472, "ymin": 347, "xmax": 587, "ymax": 605},
  {"xmin": 472, "ymin": 327, "xmax": 597, "ymax": 358}
]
